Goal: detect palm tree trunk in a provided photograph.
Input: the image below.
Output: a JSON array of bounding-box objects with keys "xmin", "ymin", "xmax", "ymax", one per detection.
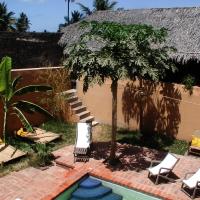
[
  {"xmin": 110, "ymin": 80, "xmax": 118, "ymax": 160},
  {"xmin": 67, "ymin": 0, "xmax": 70, "ymax": 24}
]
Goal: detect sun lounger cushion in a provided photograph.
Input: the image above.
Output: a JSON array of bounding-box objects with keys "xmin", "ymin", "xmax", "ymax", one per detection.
[
  {"xmin": 148, "ymin": 153, "xmax": 178, "ymax": 175},
  {"xmin": 76, "ymin": 123, "xmax": 91, "ymax": 149},
  {"xmin": 191, "ymin": 135, "xmax": 200, "ymax": 147},
  {"xmin": 183, "ymin": 169, "xmax": 200, "ymax": 189}
]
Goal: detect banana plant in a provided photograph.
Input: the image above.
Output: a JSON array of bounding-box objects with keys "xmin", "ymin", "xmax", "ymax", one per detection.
[{"xmin": 0, "ymin": 56, "xmax": 53, "ymax": 143}]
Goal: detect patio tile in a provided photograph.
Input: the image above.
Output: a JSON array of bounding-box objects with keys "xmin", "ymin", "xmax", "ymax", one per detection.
[{"xmin": 0, "ymin": 144, "xmax": 200, "ymax": 200}]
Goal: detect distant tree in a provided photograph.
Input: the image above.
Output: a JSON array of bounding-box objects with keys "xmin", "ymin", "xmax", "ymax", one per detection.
[
  {"xmin": 58, "ymin": 10, "xmax": 83, "ymax": 31},
  {"xmin": 0, "ymin": 2, "xmax": 16, "ymax": 31},
  {"xmin": 78, "ymin": 0, "xmax": 117, "ymax": 16},
  {"xmin": 65, "ymin": 0, "xmax": 75, "ymax": 24},
  {"xmin": 16, "ymin": 12, "xmax": 30, "ymax": 32},
  {"xmin": 70, "ymin": 10, "xmax": 83, "ymax": 24},
  {"xmin": 64, "ymin": 21, "xmax": 176, "ymax": 161},
  {"xmin": 58, "ymin": 16, "xmax": 68, "ymax": 32}
]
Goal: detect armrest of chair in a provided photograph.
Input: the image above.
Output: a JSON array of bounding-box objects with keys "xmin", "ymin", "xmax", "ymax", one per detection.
[
  {"xmin": 196, "ymin": 181, "xmax": 200, "ymax": 187},
  {"xmin": 149, "ymin": 160, "xmax": 161, "ymax": 168},
  {"xmin": 158, "ymin": 167, "xmax": 171, "ymax": 174},
  {"xmin": 184, "ymin": 172, "xmax": 195, "ymax": 179}
]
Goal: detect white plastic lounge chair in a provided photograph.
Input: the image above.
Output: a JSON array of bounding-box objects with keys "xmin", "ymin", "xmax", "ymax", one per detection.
[
  {"xmin": 147, "ymin": 153, "xmax": 180, "ymax": 184},
  {"xmin": 74, "ymin": 122, "xmax": 92, "ymax": 162},
  {"xmin": 181, "ymin": 169, "xmax": 200, "ymax": 199}
]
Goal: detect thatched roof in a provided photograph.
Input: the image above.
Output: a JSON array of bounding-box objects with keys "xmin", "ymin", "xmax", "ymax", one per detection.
[{"xmin": 59, "ymin": 7, "xmax": 200, "ymax": 62}]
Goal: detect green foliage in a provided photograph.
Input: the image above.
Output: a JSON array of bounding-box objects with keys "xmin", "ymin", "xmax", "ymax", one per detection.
[
  {"xmin": 117, "ymin": 129, "xmax": 188, "ymax": 155},
  {"xmin": 78, "ymin": 0, "xmax": 117, "ymax": 16},
  {"xmin": 70, "ymin": 10, "xmax": 83, "ymax": 24},
  {"xmin": 0, "ymin": 57, "xmax": 53, "ymax": 143},
  {"xmin": 65, "ymin": 21, "xmax": 176, "ymax": 92},
  {"xmin": 0, "ymin": 2, "xmax": 30, "ymax": 32},
  {"xmin": 182, "ymin": 74, "xmax": 195, "ymax": 95},
  {"xmin": 41, "ymin": 120, "xmax": 76, "ymax": 149},
  {"xmin": 0, "ymin": 2, "xmax": 15, "ymax": 31},
  {"xmin": 64, "ymin": 21, "xmax": 176, "ymax": 160},
  {"xmin": 16, "ymin": 12, "xmax": 30, "ymax": 32},
  {"xmin": 58, "ymin": 10, "xmax": 83, "ymax": 31},
  {"xmin": 32, "ymin": 143, "xmax": 54, "ymax": 167}
]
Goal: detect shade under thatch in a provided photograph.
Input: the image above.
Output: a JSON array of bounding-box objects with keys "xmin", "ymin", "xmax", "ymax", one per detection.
[{"xmin": 59, "ymin": 7, "xmax": 200, "ymax": 63}]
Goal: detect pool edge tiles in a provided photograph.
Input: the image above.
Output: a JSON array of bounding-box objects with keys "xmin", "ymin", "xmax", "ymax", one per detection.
[{"xmin": 54, "ymin": 174, "xmax": 163, "ymax": 200}]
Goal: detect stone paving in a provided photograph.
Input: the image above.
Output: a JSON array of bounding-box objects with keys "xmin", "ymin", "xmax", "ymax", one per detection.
[{"xmin": 0, "ymin": 143, "xmax": 200, "ymax": 200}]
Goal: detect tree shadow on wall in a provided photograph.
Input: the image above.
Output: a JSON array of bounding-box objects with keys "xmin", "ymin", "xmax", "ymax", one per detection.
[{"xmin": 122, "ymin": 79, "xmax": 182, "ymax": 138}]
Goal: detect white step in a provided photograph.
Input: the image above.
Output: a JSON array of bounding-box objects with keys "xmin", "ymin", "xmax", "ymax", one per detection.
[
  {"xmin": 76, "ymin": 110, "xmax": 90, "ymax": 119},
  {"xmin": 80, "ymin": 116, "xmax": 95, "ymax": 123},
  {"xmin": 92, "ymin": 121, "xmax": 99, "ymax": 127},
  {"xmin": 60, "ymin": 89, "xmax": 76, "ymax": 96},
  {"xmin": 72, "ymin": 105, "xmax": 87, "ymax": 114}
]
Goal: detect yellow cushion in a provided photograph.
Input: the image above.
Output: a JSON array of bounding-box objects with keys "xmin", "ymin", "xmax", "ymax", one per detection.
[{"xmin": 191, "ymin": 135, "xmax": 200, "ymax": 147}]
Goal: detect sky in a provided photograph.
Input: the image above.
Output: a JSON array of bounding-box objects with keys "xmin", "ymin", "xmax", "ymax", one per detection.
[{"xmin": 2, "ymin": 0, "xmax": 200, "ymax": 32}]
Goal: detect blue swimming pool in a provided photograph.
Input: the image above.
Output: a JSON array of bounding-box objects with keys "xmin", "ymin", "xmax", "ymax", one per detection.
[{"xmin": 55, "ymin": 175, "xmax": 162, "ymax": 200}]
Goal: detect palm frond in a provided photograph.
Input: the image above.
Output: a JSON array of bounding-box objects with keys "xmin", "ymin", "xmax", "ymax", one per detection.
[
  {"xmin": 13, "ymin": 100, "xmax": 54, "ymax": 118},
  {"xmin": 12, "ymin": 106, "xmax": 34, "ymax": 132},
  {"xmin": 108, "ymin": 1, "xmax": 117, "ymax": 9},
  {"xmin": 12, "ymin": 76, "xmax": 22, "ymax": 90},
  {"xmin": 77, "ymin": 3, "xmax": 92, "ymax": 15},
  {"xmin": 14, "ymin": 85, "xmax": 52, "ymax": 96}
]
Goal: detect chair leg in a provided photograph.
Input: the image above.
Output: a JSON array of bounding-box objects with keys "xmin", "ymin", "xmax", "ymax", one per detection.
[
  {"xmin": 181, "ymin": 182, "xmax": 184, "ymax": 191},
  {"xmin": 155, "ymin": 175, "xmax": 160, "ymax": 185},
  {"xmin": 192, "ymin": 187, "xmax": 197, "ymax": 199}
]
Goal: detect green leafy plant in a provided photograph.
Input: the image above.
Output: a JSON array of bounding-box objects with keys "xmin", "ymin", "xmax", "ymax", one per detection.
[
  {"xmin": 64, "ymin": 21, "xmax": 176, "ymax": 161},
  {"xmin": 33, "ymin": 143, "xmax": 54, "ymax": 167},
  {"xmin": 0, "ymin": 56, "xmax": 53, "ymax": 143},
  {"xmin": 183, "ymin": 74, "xmax": 195, "ymax": 95}
]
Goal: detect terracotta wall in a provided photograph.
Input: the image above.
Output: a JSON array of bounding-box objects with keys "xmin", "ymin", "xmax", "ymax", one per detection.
[
  {"xmin": 77, "ymin": 79, "xmax": 200, "ymax": 141},
  {"xmin": 0, "ymin": 67, "xmax": 64, "ymax": 137}
]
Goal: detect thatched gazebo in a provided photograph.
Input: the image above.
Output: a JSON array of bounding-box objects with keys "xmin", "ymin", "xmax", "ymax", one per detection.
[{"xmin": 59, "ymin": 7, "xmax": 200, "ymax": 83}]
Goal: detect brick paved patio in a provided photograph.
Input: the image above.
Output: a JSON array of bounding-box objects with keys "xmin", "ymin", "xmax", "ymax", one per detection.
[{"xmin": 0, "ymin": 143, "xmax": 200, "ymax": 200}]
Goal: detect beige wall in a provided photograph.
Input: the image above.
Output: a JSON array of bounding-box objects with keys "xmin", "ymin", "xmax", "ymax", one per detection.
[{"xmin": 77, "ymin": 79, "xmax": 200, "ymax": 141}]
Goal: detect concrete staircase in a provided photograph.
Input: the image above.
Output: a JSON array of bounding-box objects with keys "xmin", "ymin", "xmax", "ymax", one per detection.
[{"xmin": 64, "ymin": 89, "xmax": 99, "ymax": 127}]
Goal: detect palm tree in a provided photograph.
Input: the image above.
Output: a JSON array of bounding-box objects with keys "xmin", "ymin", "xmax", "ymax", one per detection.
[
  {"xmin": 0, "ymin": 2, "xmax": 16, "ymax": 31},
  {"xmin": 58, "ymin": 16, "xmax": 68, "ymax": 32},
  {"xmin": 70, "ymin": 10, "xmax": 83, "ymax": 24},
  {"xmin": 78, "ymin": 0, "xmax": 117, "ymax": 16},
  {"xmin": 0, "ymin": 57, "xmax": 53, "ymax": 143},
  {"xmin": 16, "ymin": 12, "xmax": 30, "ymax": 32},
  {"xmin": 65, "ymin": 0, "xmax": 75, "ymax": 25},
  {"xmin": 58, "ymin": 10, "xmax": 83, "ymax": 31}
]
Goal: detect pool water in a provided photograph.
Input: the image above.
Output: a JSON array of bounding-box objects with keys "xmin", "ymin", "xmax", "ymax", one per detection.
[{"xmin": 55, "ymin": 175, "xmax": 162, "ymax": 200}]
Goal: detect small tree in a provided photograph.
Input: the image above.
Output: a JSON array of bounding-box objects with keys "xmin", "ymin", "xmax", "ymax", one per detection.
[
  {"xmin": 0, "ymin": 57, "xmax": 53, "ymax": 143},
  {"xmin": 16, "ymin": 12, "xmax": 30, "ymax": 32},
  {"xmin": 64, "ymin": 21, "xmax": 176, "ymax": 161}
]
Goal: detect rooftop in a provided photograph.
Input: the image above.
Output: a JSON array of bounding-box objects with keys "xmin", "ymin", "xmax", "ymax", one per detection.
[{"xmin": 59, "ymin": 7, "xmax": 200, "ymax": 63}]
